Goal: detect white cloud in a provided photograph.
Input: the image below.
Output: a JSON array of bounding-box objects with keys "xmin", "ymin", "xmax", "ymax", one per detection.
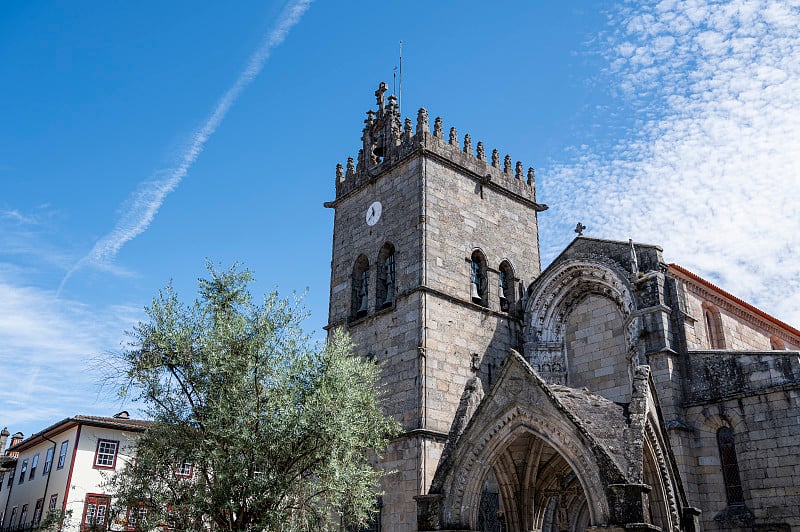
[
  {"xmin": 57, "ymin": 0, "xmax": 314, "ymax": 295},
  {"xmin": 0, "ymin": 278, "xmax": 143, "ymax": 435},
  {"xmin": 541, "ymin": 0, "xmax": 800, "ymax": 325}
]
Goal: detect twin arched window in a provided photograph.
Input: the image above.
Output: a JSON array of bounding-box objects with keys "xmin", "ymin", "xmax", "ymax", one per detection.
[
  {"xmin": 350, "ymin": 244, "xmax": 396, "ymax": 321},
  {"xmin": 470, "ymin": 252, "xmax": 516, "ymax": 312}
]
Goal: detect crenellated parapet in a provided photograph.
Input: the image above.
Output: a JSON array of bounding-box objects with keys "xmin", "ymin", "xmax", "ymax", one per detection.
[{"xmin": 333, "ymin": 83, "xmax": 546, "ymax": 211}]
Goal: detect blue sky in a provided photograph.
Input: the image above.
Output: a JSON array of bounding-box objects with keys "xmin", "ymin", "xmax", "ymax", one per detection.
[{"xmin": 2, "ymin": 0, "xmax": 798, "ymax": 439}]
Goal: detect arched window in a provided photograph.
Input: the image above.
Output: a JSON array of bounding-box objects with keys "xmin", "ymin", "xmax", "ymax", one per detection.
[
  {"xmin": 351, "ymin": 255, "xmax": 370, "ymax": 320},
  {"xmin": 717, "ymin": 427, "xmax": 745, "ymax": 506},
  {"xmin": 498, "ymin": 261, "xmax": 515, "ymax": 312},
  {"xmin": 377, "ymin": 243, "xmax": 396, "ymax": 310},
  {"xmin": 703, "ymin": 303, "xmax": 725, "ymax": 349},
  {"xmin": 470, "ymin": 250, "xmax": 487, "ymax": 307}
]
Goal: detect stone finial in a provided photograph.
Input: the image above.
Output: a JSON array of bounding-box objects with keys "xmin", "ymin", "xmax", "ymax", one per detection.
[
  {"xmin": 476, "ymin": 142, "xmax": 486, "ymax": 161},
  {"xmin": 433, "ymin": 117, "xmax": 444, "ymax": 138},
  {"xmin": 504, "ymin": 155, "xmax": 512, "ymax": 174},
  {"xmin": 336, "ymin": 163, "xmax": 344, "ymax": 183},
  {"xmin": 463, "ymin": 134, "xmax": 472, "ymax": 154},
  {"xmin": 417, "ymin": 108, "xmax": 429, "ymax": 135},
  {"xmin": 449, "ymin": 127, "xmax": 458, "ymax": 146},
  {"xmin": 388, "ymin": 93, "xmax": 398, "ymax": 115},
  {"xmin": 527, "ymin": 167, "xmax": 535, "ymax": 185},
  {"xmin": 346, "ymin": 157, "xmax": 355, "ymax": 177},
  {"xmin": 629, "ymin": 238, "xmax": 639, "ymax": 274},
  {"xmin": 491, "ymin": 149, "xmax": 500, "ymax": 168},
  {"xmin": 356, "ymin": 149, "xmax": 364, "ymax": 172},
  {"xmin": 575, "ymin": 222, "xmax": 586, "ymax": 236},
  {"xmin": 403, "ymin": 117, "xmax": 413, "ymax": 142},
  {"xmin": 515, "ymin": 161, "xmax": 523, "ymax": 179},
  {"xmin": 365, "ymin": 109, "xmax": 375, "ymax": 128}
]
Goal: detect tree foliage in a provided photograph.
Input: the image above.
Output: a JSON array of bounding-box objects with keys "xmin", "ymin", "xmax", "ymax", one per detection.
[{"xmin": 109, "ymin": 264, "xmax": 399, "ymax": 531}]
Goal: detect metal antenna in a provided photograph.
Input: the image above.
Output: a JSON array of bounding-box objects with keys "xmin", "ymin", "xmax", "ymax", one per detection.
[{"xmin": 399, "ymin": 40, "xmax": 403, "ymax": 112}]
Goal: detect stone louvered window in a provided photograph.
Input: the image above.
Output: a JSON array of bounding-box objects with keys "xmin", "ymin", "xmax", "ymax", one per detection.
[
  {"xmin": 470, "ymin": 250, "xmax": 488, "ymax": 307},
  {"xmin": 498, "ymin": 261, "xmax": 514, "ymax": 312},
  {"xmin": 377, "ymin": 243, "xmax": 396, "ymax": 310},
  {"xmin": 351, "ymin": 255, "xmax": 370, "ymax": 320}
]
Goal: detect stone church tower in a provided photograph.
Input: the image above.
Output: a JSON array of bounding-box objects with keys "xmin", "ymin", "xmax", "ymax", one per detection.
[
  {"xmin": 326, "ymin": 84, "xmax": 800, "ymax": 532},
  {"xmin": 325, "ymin": 82, "xmax": 546, "ymax": 529}
]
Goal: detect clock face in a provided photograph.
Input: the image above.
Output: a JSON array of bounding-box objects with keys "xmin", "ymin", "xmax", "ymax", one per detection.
[{"xmin": 365, "ymin": 201, "xmax": 382, "ymax": 226}]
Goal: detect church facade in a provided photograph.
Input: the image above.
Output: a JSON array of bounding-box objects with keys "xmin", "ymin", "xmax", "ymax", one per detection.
[{"xmin": 324, "ymin": 84, "xmax": 800, "ymax": 532}]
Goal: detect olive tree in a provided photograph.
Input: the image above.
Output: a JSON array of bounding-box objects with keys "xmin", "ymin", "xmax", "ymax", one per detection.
[{"xmin": 108, "ymin": 264, "xmax": 399, "ymax": 531}]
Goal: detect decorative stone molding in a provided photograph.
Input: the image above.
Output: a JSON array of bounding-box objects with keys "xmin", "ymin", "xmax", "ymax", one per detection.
[
  {"xmin": 425, "ymin": 352, "xmax": 628, "ymax": 530},
  {"xmin": 524, "ymin": 258, "xmax": 642, "ymax": 386}
]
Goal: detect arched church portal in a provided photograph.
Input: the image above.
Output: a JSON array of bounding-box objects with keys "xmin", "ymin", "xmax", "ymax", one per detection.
[{"xmin": 469, "ymin": 426, "xmax": 595, "ymax": 532}]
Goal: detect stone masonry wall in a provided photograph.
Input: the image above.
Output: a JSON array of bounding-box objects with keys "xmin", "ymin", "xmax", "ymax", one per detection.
[
  {"xmin": 327, "ymin": 150, "xmax": 426, "ymax": 531},
  {"xmin": 420, "ymin": 147, "xmax": 542, "ymax": 435},
  {"xmin": 679, "ymin": 350, "xmax": 800, "ymax": 530},
  {"xmin": 564, "ymin": 293, "xmax": 631, "ymax": 403},
  {"xmin": 326, "ymin": 93, "xmax": 545, "ymax": 531},
  {"xmin": 683, "ymin": 386, "xmax": 800, "ymax": 531},
  {"xmin": 677, "ymin": 276, "xmax": 799, "ymax": 352}
]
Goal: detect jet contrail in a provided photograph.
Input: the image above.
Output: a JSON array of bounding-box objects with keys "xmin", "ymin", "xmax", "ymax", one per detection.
[{"xmin": 58, "ymin": 0, "xmax": 313, "ymax": 296}]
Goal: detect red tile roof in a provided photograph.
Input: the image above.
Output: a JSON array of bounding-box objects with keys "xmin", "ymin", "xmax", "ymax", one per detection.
[
  {"xmin": 669, "ymin": 263, "xmax": 800, "ymax": 339},
  {"xmin": 8, "ymin": 415, "xmax": 152, "ymax": 452}
]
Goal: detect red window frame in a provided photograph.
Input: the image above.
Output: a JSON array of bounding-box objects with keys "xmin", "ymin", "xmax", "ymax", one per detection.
[
  {"xmin": 44, "ymin": 446, "xmax": 54, "ymax": 474},
  {"xmin": 93, "ymin": 439, "xmax": 120, "ymax": 470},
  {"xmin": 175, "ymin": 460, "xmax": 193, "ymax": 478},
  {"xmin": 165, "ymin": 505, "xmax": 183, "ymax": 531},
  {"xmin": 57, "ymin": 440, "xmax": 69, "ymax": 470},
  {"xmin": 125, "ymin": 505, "xmax": 148, "ymax": 531},
  {"xmin": 81, "ymin": 494, "xmax": 111, "ymax": 531},
  {"xmin": 19, "ymin": 458, "xmax": 28, "ymax": 483},
  {"xmin": 29, "ymin": 453, "xmax": 39, "ymax": 480},
  {"xmin": 33, "ymin": 498, "xmax": 44, "ymax": 525},
  {"xmin": 19, "ymin": 504, "xmax": 28, "ymax": 527}
]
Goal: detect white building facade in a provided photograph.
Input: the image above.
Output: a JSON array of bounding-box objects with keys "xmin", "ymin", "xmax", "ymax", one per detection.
[{"xmin": 0, "ymin": 413, "xmax": 149, "ymax": 531}]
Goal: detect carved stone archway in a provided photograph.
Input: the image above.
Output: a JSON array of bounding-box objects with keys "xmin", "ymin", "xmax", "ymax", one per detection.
[
  {"xmin": 419, "ymin": 352, "xmax": 633, "ymax": 531},
  {"xmin": 446, "ymin": 406, "xmax": 611, "ymax": 530},
  {"xmin": 524, "ymin": 259, "xmax": 643, "ymax": 395}
]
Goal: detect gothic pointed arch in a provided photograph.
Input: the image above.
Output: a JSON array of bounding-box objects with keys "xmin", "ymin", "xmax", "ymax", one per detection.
[
  {"xmin": 524, "ymin": 258, "xmax": 641, "ymax": 404},
  {"xmin": 420, "ymin": 351, "xmax": 639, "ymax": 530}
]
